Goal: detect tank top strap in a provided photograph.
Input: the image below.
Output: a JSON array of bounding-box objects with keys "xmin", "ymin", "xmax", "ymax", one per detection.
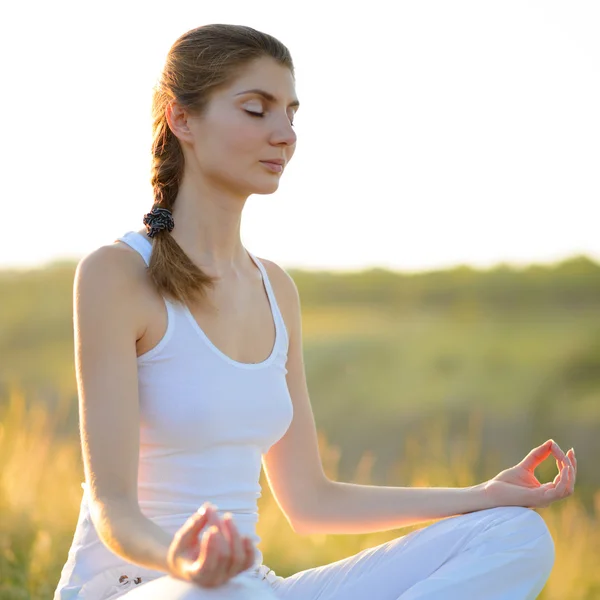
[
  {"xmin": 115, "ymin": 231, "xmax": 152, "ymax": 267},
  {"xmin": 114, "ymin": 233, "xmax": 288, "ymax": 351},
  {"xmin": 247, "ymin": 251, "xmax": 289, "ymax": 350}
]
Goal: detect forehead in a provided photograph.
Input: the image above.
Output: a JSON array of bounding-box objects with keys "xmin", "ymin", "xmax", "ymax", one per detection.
[{"xmin": 225, "ymin": 56, "xmax": 298, "ymax": 105}]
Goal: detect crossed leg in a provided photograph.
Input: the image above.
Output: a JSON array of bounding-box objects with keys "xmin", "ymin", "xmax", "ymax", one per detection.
[
  {"xmin": 268, "ymin": 506, "xmax": 555, "ymax": 600},
  {"xmin": 115, "ymin": 506, "xmax": 554, "ymax": 600}
]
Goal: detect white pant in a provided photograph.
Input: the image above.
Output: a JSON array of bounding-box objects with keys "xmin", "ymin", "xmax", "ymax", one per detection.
[{"xmin": 117, "ymin": 506, "xmax": 554, "ymax": 600}]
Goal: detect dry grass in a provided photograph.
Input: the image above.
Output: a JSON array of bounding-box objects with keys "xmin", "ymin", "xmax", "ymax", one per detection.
[{"xmin": 1, "ymin": 388, "xmax": 598, "ymax": 599}]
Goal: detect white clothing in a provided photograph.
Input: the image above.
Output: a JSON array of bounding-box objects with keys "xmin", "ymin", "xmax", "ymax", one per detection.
[
  {"xmin": 93, "ymin": 505, "xmax": 554, "ymax": 599},
  {"xmin": 55, "ymin": 231, "xmax": 555, "ymax": 599},
  {"xmin": 265, "ymin": 505, "xmax": 554, "ymax": 600},
  {"xmin": 54, "ymin": 231, "xmax": 293, "ymax": 599}
]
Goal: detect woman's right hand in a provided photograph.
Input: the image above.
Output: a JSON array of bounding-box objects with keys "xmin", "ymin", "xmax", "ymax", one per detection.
[{"xmin": 166, "ymin": 502, "xmax": 256, "ymax": 588}]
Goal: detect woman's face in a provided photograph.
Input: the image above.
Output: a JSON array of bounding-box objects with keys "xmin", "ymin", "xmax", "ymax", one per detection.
[{"xmin": 178, "ymin": 56, "xmax": 299, "ymax": 197}]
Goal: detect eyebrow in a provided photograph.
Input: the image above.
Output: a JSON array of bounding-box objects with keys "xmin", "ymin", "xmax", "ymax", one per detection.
[{"xmin": 235, "ymin": 88, "xmax": 300, "ymax": 109}]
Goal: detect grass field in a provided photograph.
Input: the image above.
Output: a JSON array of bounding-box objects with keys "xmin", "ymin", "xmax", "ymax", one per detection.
[
  {"xmin": 1, "ymin": 387, "xmax": 598, "ymax": 600},
  {"xmin": 1, "ymin": 263, "xmax": 598, "ymax": 598}
]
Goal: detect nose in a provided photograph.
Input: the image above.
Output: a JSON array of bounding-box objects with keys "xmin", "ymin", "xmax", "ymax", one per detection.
[{"xmin": 270, "ymin": 115, "xmax": 297, "ymax": 147}]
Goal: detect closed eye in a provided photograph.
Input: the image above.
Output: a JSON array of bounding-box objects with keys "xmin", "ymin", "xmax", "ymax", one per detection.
[{"xmin": 244, "ymin": 109, "xmax": 295, "ymax": 127}]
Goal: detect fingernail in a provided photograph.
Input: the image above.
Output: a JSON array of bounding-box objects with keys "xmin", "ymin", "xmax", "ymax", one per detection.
[{"xmin": 197, "ymin": 503, "xmax": 212, "ymax": 515}]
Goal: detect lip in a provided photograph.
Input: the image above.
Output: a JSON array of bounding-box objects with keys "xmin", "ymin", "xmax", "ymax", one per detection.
[{"xmin": 260, "ymin": 160, "xmax": 284, "ymax": 173}]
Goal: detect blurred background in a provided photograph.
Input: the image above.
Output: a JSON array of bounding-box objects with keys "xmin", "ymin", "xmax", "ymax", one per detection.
[{"xmin": 1, "ymin": 1, "xmax": 599, "ymax": 598}]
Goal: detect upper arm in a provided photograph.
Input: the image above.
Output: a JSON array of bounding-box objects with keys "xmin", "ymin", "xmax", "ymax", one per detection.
[
  {"xmin": 74, "ymin": 246, "xmax": 145, "ymax": 512},
  {"xmin": 260, "ymin": 262, "xmax": 330, "ymax": 531}
]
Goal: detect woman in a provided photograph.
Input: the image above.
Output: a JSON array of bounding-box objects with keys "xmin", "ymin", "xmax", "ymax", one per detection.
[{"xmin": 54, "ymin": 23, "xmax": 577, "ymax": 600}]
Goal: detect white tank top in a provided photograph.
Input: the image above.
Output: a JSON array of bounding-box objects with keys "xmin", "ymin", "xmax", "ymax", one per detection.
[{"xmin": 54, "ymin": 231, "xmax": 294, "ymax": 597}]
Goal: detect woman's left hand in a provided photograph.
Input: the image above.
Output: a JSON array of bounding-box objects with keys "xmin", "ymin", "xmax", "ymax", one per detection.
[{"xmin": 481, "ymin": 439, "xmax": 577, "ymax": 509}]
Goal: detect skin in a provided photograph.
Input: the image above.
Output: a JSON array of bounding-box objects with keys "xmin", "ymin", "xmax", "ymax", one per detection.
[{"xmin": 483, "ymin": 439, "xmax": 577, "ymax": 509}]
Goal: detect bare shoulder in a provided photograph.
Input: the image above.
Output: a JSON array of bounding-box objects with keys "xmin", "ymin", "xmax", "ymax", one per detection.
[
  {"xmin": 75, "ymin": 240, "xmax": 152, "ymax": 341},
  {"xmin": 257, "ymin": 257, "xmax": 297, "ymax": 292}
]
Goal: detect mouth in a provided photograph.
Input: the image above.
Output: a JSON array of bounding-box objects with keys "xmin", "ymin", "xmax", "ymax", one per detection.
[{"xmin": 260, "ymin": 161, "xmax": 284, "ymax": 173}]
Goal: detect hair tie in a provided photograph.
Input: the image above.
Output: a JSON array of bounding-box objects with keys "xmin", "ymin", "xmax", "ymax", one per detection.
[{"xmin": 143, "ymin": 206, "xmax": 175, "ymax": 238}]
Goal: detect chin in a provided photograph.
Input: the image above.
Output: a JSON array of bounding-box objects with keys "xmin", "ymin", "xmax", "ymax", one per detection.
[{"xmin": 251, "ymin": 179, "xmax": 281, "ymax": 195}]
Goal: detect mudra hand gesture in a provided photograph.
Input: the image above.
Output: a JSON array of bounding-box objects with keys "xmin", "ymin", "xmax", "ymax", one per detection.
[
  {"xmin": 167, "ymin": 503, "xmax": 256, "ymax": 588},
  {"xmin": 483, "ymin": 439, "xmax": 577, "ymax": 509}
]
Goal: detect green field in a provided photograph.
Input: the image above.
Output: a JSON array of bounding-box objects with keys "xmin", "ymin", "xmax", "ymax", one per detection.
[{"xmin": 1, "ymin": 255, "xmax": 599, "ymax": 598}]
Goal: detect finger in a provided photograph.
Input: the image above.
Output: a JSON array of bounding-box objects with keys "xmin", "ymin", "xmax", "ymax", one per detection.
[
  {"xmin": 556, "ymin": 464, "xmax": 569, "ymax": 498},
  {"xmin": 197, "ymin": 526, "xmax": 222, "ymax": 587},
  {"xmin": 560, "ymin": 463, "xmax": 571, "ymax": 497},
  {"xmin": 567, "ymin": 460, "xmax": 575, "ymax": 494},
  {"xmin": 519, "ymin": 439, "xmax": 553, "ymax": 471},
  {"xmin": 546, "ymin": 465, "xmax": 565, "ymax": 501},
  {"xmin": 203, "ymin": 505, "xmax": 228, "ymax": 571},
  {"xmin": 176, "ymin": 510, "xmax": 210, "ymax": 549},
  {"xmin": 568, "ymin": 448, "xmax": 577, "ymax": 480},
  {"xmin": 555, "ymin": 453, "xmax": 569, "ymax": 482},
  {"xmin": 551, "ymin": 440, "xmax": 572, "ymax": 469},
  {"xmin": 538, "ymin": 465, "xmax": 566, "ymax": 508},
  {"xmin": 232, "ymin": 523, "xmax": 254, "ymax": 575},
  {"xmin": 207, "ymin": 519, "xmax": 231, "ymax": 587},
  {"xmin": 564, "ymin": 448, "xmax": 576, "ymax": 496},
  {"xmin": 550, "ymin": 442, "xmax": 574, "ymax": 486},
  {"xmin": 554, "ymin": 455, "xmax": 562, "ymax": 478},
  {"xmin": 554, "ymin": 458, "xmax": 569, "ymax": 485},
  {"xmin": 569, "ymin": 464, "xmax": 575, "ymax": 495},
  {"xmin": 223, "ymin": 514, "xmax": 246, "ymax": 577},
  {"xmin": 219, "ymin": 514, "xmax": 235, "ymax": 576},
  {"xmin": 242, "ymin": 536, "xmax": 256, "ymax": 571},
  {"xmin": 565, "ymin": 464, "xmax": 573, "ymax": 496},
  {"xmin": 207, "ymin": 525, "xmax": 232, "ymax": 588},
  {"xmin": 563, "ymin": 448, "xmax": 574, "ymax": 470},
  {"xmin": 548, "ymin": 461, "xmax": 564, "ymax": 488}
]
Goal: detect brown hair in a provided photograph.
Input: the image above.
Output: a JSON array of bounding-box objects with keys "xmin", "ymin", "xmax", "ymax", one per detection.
[{"xmin": 147, "ymin": 24, "xmax": 294, "ymax": 306}]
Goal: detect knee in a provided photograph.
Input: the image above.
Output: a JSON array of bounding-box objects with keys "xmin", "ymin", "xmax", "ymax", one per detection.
[
  {"xmin": 491, "ymin": 506, "xmax": 549, "ymax": 532},
  {"xmin": 523, "ymin": 509, "xmax": 556, "ymax": 571},
  {"xmin": 489, "ymin": 507, "xmax": 555, "ymax": 570}
]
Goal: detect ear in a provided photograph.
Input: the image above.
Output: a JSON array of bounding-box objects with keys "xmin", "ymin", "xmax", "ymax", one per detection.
[{"xmin": 165, "ymin": 100, "xmax": 195, "ymax": 144}]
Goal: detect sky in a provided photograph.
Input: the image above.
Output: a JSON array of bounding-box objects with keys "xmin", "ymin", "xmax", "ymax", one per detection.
[{"xmin": 1, "ymin": 0, "xmax": 598, "ymax": 273}]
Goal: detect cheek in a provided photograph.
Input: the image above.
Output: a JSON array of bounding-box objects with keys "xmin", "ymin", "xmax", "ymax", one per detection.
[
  {"xmin": 231, "ymin": 121, "xmax": 265, "ymax": 156},
  {"xmin": 210, "ymin": 115, "xmax": 262, "ymax": 157},
  {"xmin": 191, "ymin": 110, "xmax": 270, "ymax": 178}
]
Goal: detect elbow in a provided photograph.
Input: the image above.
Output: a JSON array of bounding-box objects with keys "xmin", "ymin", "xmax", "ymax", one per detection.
[
  {"xmin": 88, "ymin": 502, "xmax": 122, "ymax": 555},
  {"xmin": 89, "ymin": 494, "xmax": 140, "ymax": 526},
  {"xmin": 291, "ymin": 512, "xmax": 323, "ymax": 536},
  {"xmin": 289, "ymin": 477, "xmax": 333, "ymax": 536},
  {"xmin": 284, "ymin": 508, "xmax": 310, "ymax": 535},
  {"xmin": 88, "ymin": 496, "xmax": 141, "ymax": 551},
  {"xmin": 291, "ymin": 518, "xmax": 310, "ymax": 535}
]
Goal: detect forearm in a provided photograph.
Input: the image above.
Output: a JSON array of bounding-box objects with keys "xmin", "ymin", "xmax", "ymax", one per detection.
[
  {"xmin": 90, "ymin": 498, "xmax": 174, "ymax": 573},
  {"xmin": 297, "ymin": 480, "xmax": 494, "ymax": 535}
]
